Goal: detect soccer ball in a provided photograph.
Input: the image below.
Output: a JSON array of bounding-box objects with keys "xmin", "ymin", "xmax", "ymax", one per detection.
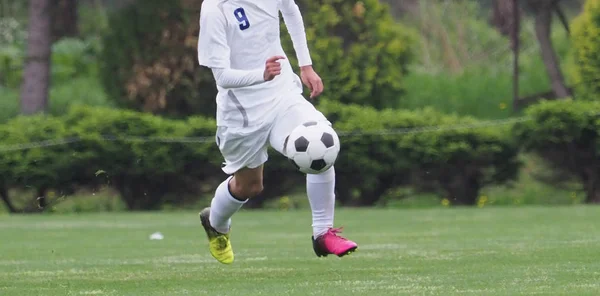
[{"xmin": 285, "ymin": 121, "xmax": 340, "ymax": 174}]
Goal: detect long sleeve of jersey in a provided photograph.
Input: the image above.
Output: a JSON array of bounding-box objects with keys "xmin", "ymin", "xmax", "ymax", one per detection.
[
  {"xmin": 211, "ymin": 68, "xmax": 265, "ymax": 89},
  {"xmin": 199, "ymin": 2, "xmax": 266, "ymax": 89},
  {"xmin": 280, "ymin": 0, "xmax": 312, "ymax": 67}
]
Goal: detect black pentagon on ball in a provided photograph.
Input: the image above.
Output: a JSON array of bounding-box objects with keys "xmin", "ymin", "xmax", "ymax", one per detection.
[
  {"xmin": 294, "ymin": 136, "xmax": 309, "ymax": 152},
  {"xmin": 320, "ymin": 132, "xmax": 334, "ymax": 148},
  {"xmin": 310, "ymin": 159, "xmax": 327, "ymax": 171},
  {"xmin": 303, "ymin": 121, "xmax": 317, "ymax": 127}
]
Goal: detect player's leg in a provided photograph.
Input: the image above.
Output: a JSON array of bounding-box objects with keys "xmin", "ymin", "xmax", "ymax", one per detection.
[
  {"xmin": 200, "ymin": 125, "xmax": 269, "ymax": 264},
  {"xmin": 269, "ymin": 95, "xmax": 357, "ymax": 257},
  {"xmin": 206, "ymin": 165, "xmax": 264, "ymax": 234}
]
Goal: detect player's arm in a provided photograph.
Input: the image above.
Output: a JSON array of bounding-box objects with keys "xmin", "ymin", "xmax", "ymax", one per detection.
[
  {"xmin": 279, "ymin": 0, "xmax": 323, "ymax": 98},
  {"xmin": 279, "ymin": 0, "xmax": 312, "ymax": 68},
  {"xmin": 198, "ymin": 4, "xmax": 274, "ymax": 88},
  {"xmin": 211, "ymin": 68, "xmax": 264, "ymax": 89}
]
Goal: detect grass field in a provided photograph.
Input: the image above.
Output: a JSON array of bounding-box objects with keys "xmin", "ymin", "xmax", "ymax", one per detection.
[{"xmin": 1, "ymin": 206, "xmax": 600, "ymax": 296}]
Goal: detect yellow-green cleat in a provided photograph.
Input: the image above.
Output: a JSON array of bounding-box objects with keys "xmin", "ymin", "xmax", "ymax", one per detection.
[{"xmin": 199, "ymin": 207, "xmax": 234, "ymax": 264}]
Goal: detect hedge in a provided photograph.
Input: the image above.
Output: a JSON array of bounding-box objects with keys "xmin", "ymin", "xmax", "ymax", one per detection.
[
  {"xmin": 570, "ymin": 0, "xmax": 600, "ymax": 100},
  {"xmin": 0, "ymin": 102, "xmax": 523, "ymax": 212},
  {"xmin": 514, "ymin": 99, "xmax": 600, "ymax": 203},
  {"xmin": 0, "ymin": 106, "xmax": 223, "ymax": 211},
  {"xmin": 320, "ymin": 100, "xmax": 520, "ymax": 206}
]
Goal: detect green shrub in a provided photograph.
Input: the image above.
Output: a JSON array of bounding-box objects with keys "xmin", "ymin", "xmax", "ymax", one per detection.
[
  {"xmin": 570, "ymin": 0, "xmax": 600, "ymax": 100},
  {"xmin": 0, "ymin": 87, "xmax": 18, "ymax": 123},
  {"xmin": 320, "ymin": 100, "xmax": 520, "ymax": 206},
  {"xmin": 65, "ymin": 105, "xmax": 223, "ymax": 210},
  {"xmin": 1, "ymin": 36, "xmax": 102, "ymax": 89},
  {"xmin": 514, "ymin": 99, "xmax": 600, "ymax": 203},
  {"xmin": 0, "ymin": 35, "xmax": 111, "ymax": 122},
  {"xmin": 0, "ymin": 114, "xmax": 88, "ymax": 212},
  {"xmin": 0, "ymin": 17, "xmax": 25, "ymax": 89},
  {"xmin": 0, "ymin": 105, "xmax": 224, "ymax": 212},
  {"xmin": 100, "ymin": 0, "xmax": 217, "ymax": 118},
  {"xmin": 0, "ymin": 102, "xmax": 521, "ymax": 211},
  {"xmin": 282, "ymin": 0, "xmax": 416, "ymax": 109},
  {"xmin": 51, "ymin": 37, "xmax": 103, "ymax": 86},
  {"xmin": 49, "ymin": 77, "xmax": 113, "ymax": 115}
]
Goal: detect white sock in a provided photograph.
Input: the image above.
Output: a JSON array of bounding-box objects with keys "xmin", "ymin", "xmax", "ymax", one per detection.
[
  {"xmin": 306, "ymin": 166, "xmax": 336, "ymax": 238},
  {"xmin": 209, "ymin": 176, "xmax": 247, "ymax": 234}
]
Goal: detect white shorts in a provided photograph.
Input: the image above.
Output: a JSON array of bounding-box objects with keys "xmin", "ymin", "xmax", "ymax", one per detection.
[{"xmin": 215, "ymin": 92, "xmax": 329, "ymax": 175}]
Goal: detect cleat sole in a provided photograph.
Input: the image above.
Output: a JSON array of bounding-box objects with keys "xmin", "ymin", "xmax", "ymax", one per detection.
[{"xmin": 337, "ymin": 246, "xmax": 358, "ymax": 257}]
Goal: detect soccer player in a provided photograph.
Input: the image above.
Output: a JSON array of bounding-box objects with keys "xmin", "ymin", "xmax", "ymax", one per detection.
[{"xmin": 197, "ymin": 0, "xmax": 358, "ymax": 264}]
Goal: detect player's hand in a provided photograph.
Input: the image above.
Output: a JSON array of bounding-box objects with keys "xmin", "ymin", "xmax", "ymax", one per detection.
[
  {"xmin": 300, "ymin": 66, "xmax": 323, "ymax": 99},
  {"xmin": 264, "ymin": 56, "xmax": 285, "ymax": 81}
]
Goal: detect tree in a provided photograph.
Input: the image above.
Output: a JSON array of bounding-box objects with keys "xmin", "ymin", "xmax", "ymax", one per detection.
[
  {"xmin": 51, "ymin": 0, "xmax": 78, "ymax": 41},
  {"xmin": 282, "ymin": 0, "xmax": 415, "ymax": 110},
  {"xmin": 570, "ymin": 0, "xmax": 600, "ymax": 99},
  {"xmin": 20, "ymin": 0, "xmax": 53, "ymax": 115},
  {"xmin": 100, "ymin": 0, "xmax": 217, "ymax": 118},
  {"xmin": 490, "ymin": 0, "xmax": 571, "ymax": 105},
  {"xmin": 528, "ymin": 0, "xmax": 571, "ymax": 98}
]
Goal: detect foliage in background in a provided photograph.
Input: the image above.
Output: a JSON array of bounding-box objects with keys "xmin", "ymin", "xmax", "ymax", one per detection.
[
  {"xmin": 0, "ymin": 105, "xmax": 224, "ymax": 212},
  {"xmin": 64, "ymin": 106, "xmax": 223, "ymax": 210},
  {"xmin": 399, "ymin": 0, "xmax": 574, "ymax": 119},
  {"xmin": 570, "ymin": 0, "xmax": 600, "ymax": 100},
  {"xmin": 320, "ymin": 100, "xmax": 520, "ymax": 206},
  {"xmin": 514, "ymin": 99, "xmax": 600, "ymax": 203},
  {"xmin": 0, "ymin": 3, "xmax": 113, "ymax": 124},
  {"xmin": 0, "ymin": 114, "xmax": 83, "ymax": 212},
  {"xmin": 281, "ymin": 0, "xmax": 416, "ymax": 110},
  {"xmin": 2, "ymin": 0, "xmax": 596, "ymax": 213},
  {"xmin": 0, "ymin": 17, "xmax": 26, "ymax": 89},
  {"xmin": 100, "ymin": 0, "xmax": 217, "ymax": 119},
  {"xmin": 0, "ymin": 101, "xmax": 521, "ymax": 211},
  {"xmin": 402, "ymin": 0, "xmax": 514, "ymax": 74},
  {"xmin": 0, "ymin": 36, "xmax": 112, "ymax": 123}
]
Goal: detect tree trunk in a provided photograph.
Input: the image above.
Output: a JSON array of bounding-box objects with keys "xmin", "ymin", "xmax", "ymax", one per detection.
[
  {"xmin": 583, "ymin": 173, "xmax": 600, "ymax": 203},
  {"xmin": 554, "ymin": 4, "xmax": 570, "ymax": 35},
  {"xmin": 36, "ymin": 187, "xmax": 47, "ymax": 210},
  {"xmin": 20, "ymin": 0, "xmax": 52, "ymax": 115},
  {"xmin": 512, "ymin": 0, "xmax": 521, "ymax": 111},
  {"xmin": 444, "ymin": 174, "xmax": 481, "ymax": 206},
  {"xmin": 0, "ymin": 186, "xmax": 17, "ymax": 213},
  {"xmin": 533, "ymin": 4, "xmax": 571, "ymax": 99},
  {"xmin": 491, "ymin": 0, "xmax": 519, "ymax": 49},
  {"xmin": 51, "ymin": 0, "xmax": 78, "ymax": 41}
]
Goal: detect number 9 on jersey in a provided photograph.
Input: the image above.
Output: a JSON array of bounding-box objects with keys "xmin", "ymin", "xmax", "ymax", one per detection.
[{"xmin": 234, "ymin": 8, "xmax": 250, "ymax": 31}]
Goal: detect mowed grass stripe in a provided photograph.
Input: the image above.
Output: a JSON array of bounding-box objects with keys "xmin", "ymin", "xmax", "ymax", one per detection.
[{"xmin": 1, "ymin": 206, "xmax": 599, "ymax": 296}]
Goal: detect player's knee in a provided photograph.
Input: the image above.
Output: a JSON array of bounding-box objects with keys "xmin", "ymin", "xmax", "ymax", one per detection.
[
  {"xmin": 241, "ymin": 182, "xmax": 264, "ymax": 198},
  {"xmin": 230, "ymin": 178, "xmax": 264, "ymax": 199},
  {"xmin": 307, "ymin": 165, "xmax": 335, "ymax": 183}
]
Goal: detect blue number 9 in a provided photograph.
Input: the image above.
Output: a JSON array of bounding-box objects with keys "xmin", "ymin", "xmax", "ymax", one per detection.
[{"xmin": 234, "ymin": 8, "xmax": 250, "ymax": 30}]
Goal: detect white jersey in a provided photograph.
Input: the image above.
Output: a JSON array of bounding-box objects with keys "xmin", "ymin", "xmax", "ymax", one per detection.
[{"xmin": 198, "ymin": 0, "xmax": 310, "ymax": 127}]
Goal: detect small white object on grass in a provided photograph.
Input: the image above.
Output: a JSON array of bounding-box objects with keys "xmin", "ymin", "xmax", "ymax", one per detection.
[{"xmin": 149, "ymin": 232, "xmax": 164, "ymax": 240}]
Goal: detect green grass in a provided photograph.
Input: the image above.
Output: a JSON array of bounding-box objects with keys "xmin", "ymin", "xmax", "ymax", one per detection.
[{"xmin": 1, "ymin": 207, "xmax": 600, "ymax": 295}]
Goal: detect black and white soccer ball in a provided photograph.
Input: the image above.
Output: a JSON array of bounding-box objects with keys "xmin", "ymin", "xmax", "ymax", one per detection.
[{"xmin": 285, "ymin": 121, "xmax": 340, "ymax": 174}]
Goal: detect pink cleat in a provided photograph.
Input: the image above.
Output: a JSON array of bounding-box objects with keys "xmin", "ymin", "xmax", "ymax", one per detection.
[{"xmin": 312, "ymin": 227, "xmax": 358, "ymax": 257}]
